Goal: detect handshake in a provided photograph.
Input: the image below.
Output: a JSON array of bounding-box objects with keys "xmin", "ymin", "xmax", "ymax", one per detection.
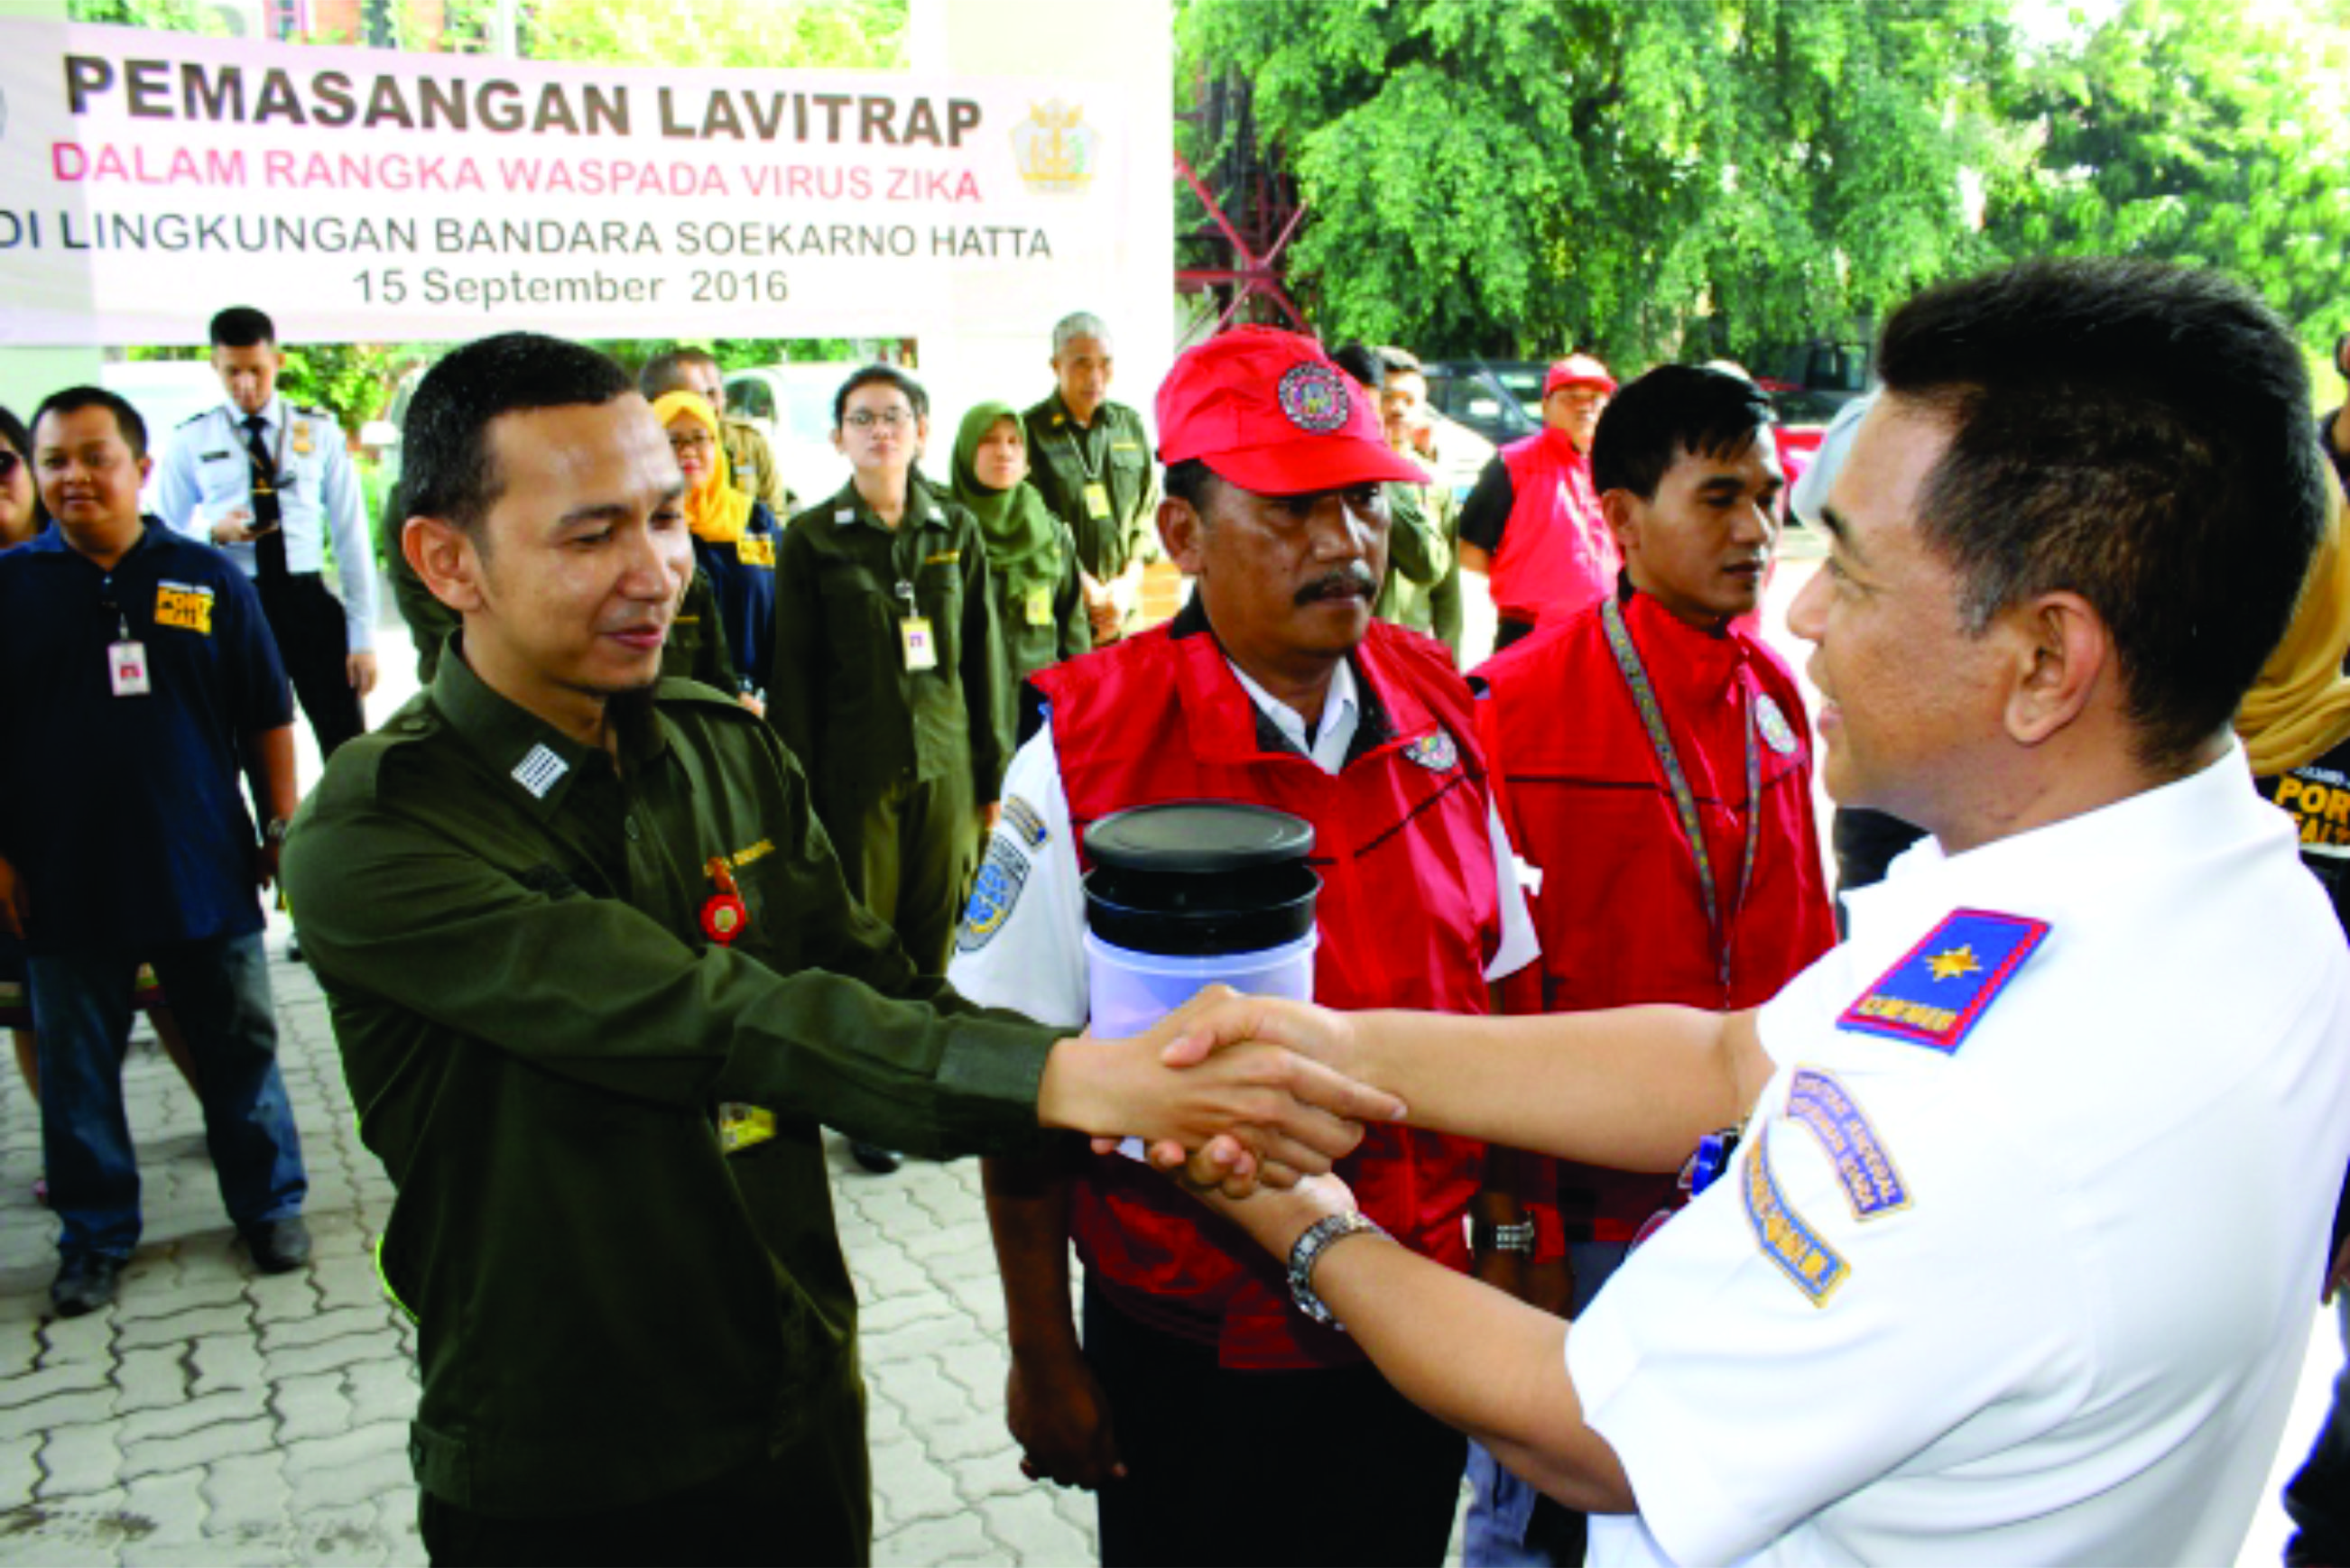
[{"xmin": 1032, "ymin": 985, "xmax": 1384, "ymax": 1195}]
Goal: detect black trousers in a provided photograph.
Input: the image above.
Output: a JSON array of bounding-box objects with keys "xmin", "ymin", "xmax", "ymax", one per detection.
[
  {"xmin": 1084, "ymin": 1279, "xmax": 1466, "ymax": 1567},
  {"xmin": 419, "ymin": 1434, "xmax": 871, "ymax": 1568},
  {"xmin": 258, "ymin": 570, "xmax": 365, "ymax": 757}
]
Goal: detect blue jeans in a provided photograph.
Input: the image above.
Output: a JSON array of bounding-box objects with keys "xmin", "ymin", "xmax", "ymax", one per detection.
[
  {"xmin": 28, "ymin": 933, "xmax": 306, "ymax": 1262},
  {"xmin": 1464, "ymin": 1241, "xmax": 1632, "ymax": 1568}
]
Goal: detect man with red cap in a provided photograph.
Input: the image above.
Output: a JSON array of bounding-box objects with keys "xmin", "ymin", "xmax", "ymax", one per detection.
[
  {"xmin": 949, "ymin": 325, "xmax": 1539, "ymax": 1565},
  {"xmin": 1458, "ymin": 355, "xmax": 1619, "ymax": 650},
  {"xmin": 1459, "ymin": 364, "xmax": 1838, "ymax": 1565}
]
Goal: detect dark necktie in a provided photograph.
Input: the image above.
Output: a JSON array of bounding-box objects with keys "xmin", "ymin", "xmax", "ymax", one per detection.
[{"xmin": 242, "ymin": 414, "xmax": 289, "ymax": 582}]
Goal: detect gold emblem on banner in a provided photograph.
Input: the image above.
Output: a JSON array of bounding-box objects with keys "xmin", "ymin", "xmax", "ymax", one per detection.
[{"xmin": 1012, "ymin": 100, "xmax": 1097, "ymax": 195}]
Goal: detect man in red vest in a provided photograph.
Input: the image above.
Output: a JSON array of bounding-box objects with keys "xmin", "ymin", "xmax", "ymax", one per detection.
[
  {"xmin": 1462, "ymin": 364, "xmax": 1838, "ymax": 1564},
  {"xmin": 1458, "ymin": 355, "xmax": 1618, "ymax": 650},
  {"xmin": 948, "ymin": 326, "xmax": 1539, "ymax": 1566}
]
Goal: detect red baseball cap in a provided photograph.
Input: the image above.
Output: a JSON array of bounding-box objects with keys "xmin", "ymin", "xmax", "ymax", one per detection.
[
  {"xmin": 1156, "ymin": 326, "xmax": 1429, "ymax": 495},
  {"xmin": 1543, "ymin": 354, "xmax": 1617, "ymax": 398}
]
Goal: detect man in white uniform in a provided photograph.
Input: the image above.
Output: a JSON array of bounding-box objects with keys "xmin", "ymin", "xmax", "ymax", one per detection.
[
  {"xmin": 1162, "ymin": 258, "xmax": 2350, "ymax": 1565},
  {"xmin": 154, "ymin": 306, "xmax": 380, "ymax": 759}
]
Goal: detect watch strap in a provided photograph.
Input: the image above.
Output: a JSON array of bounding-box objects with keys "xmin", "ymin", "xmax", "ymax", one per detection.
[{"xmin": 1287, "ymin": 1211, "xmax": 1390, "ymax": 1330}]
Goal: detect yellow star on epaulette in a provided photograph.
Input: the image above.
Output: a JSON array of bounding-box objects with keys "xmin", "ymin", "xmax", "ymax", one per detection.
[{"xmin": 1924, "ymin": 945, "xmax": 1981, "ymax": 982}]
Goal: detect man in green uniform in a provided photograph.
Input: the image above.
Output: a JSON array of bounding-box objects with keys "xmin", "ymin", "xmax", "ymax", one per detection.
[
  {"xmin": 1023, "ymin": 312, "xmax": 1158, "ymax": 642},
  {"xmin": 383, "ymin": 475, "xmax": 739, "ymax": 693},
  {"xmin": 1375, "ymin": 349, "xmax": 1465, "ymax": 659},
  {"xmin": 283, "ymin": 332, "xmax": 1393, "ymax": 1567}
]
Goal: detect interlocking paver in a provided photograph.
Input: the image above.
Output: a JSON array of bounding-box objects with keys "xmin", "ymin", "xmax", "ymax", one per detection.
[
  {"xmin": 118, "ymin": 1415, "xmax": 278, "ymax": 1482},
  {"xmin": 116, "ymin": 1389, "xmax": 262, "ymax": 1447},
  {"xmin": 115, "ymin": 1304, "xmax": 252, "ymax": 1352},
  {"xmin": 189, "ymin": 1332, "xmax": 268, "ymax": 1397},
  {"xmin": 35, "ymin": 1422, "xmax": 126, "ymax": 1500}
]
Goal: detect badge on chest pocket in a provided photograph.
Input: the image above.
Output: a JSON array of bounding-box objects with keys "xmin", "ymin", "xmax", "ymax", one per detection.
[{"xmin": 108, "ymin": 640, "xmax": 151, "ymax": 697}]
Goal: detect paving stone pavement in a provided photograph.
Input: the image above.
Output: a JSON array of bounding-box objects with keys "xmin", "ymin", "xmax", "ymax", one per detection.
[{"xmin": 0, "ymin": 927, "xmax": 1126, "ymax": 1567}]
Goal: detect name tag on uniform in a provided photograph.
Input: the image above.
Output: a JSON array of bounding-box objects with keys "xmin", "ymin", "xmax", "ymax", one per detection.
[
  {"xmin": 1084, "ymin": 482, "xmax": 1113, "ymax": 519},
  {"xmin": 1023, "ymin": 585, "xmax": 1054, "ymax": 627},
  {"xmin": 717, "ymin": 1102, "xmax": 775, "ymax": 1155},
  {"xmin": 291, "ymin": 420, "xmax": 314, "ymax": 457},
  {"xmin": 736, "ymin": 535, "xmax": 775, "ymax": 568},
  {"xmin": 108, "ymin": 640, "xmax": 151, "ymax": 696},
  {"xmin": 901, "ymin": 616, "xmax": 938, "ymax": 671}
]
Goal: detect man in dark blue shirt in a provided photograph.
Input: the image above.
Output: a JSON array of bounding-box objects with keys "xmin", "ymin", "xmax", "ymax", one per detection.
[{"xmin": 0, "ymin": 387, "xmax": 310, "ymax": 1317}]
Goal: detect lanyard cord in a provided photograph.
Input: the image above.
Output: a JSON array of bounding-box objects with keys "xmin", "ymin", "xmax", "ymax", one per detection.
[{"xmin": 1600, "ymin": 595, "xmax": 1762, "ymax": 997}]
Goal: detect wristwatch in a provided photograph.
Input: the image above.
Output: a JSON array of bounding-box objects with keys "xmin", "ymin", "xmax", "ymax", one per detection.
[
  {"xmin": 1287, "ymin": 1211, "xmax": 1390, "ymax": 1330},
  {"xmin": 1470, "ymin": 1218, "xmax": 1537, "ymax": 1256}
]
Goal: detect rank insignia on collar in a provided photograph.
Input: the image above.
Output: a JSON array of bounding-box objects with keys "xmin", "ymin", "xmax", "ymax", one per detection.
[
  {"xmin": 1755, "ymin": 693, "xmax": 1800, "ymax": 757},
  {"xmin": 511, "ymin": 743, "xmax": 569, "ymax": 799},
  {"xmin": 1838, "ymin": 908, "xmax": 2049, "ymax": 1055},
  {"xmin": 1403, "ymin": 728, "xmax": 1458, "ymax": 772}
]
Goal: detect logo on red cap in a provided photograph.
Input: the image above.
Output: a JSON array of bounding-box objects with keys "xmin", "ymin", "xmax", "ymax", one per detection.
[{"xmin": 1276, "ymin": 362, "xmax": 1352, "ymax": 434}]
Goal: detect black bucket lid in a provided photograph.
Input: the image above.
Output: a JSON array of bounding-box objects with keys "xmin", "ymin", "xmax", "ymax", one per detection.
[{"xmin": 1083, "ymin": 801, "xmax": 1319, "ymax": 957}]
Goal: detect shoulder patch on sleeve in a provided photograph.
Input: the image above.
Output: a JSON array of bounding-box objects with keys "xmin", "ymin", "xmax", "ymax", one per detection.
[
  {"xmin": 1786, "ymin": 1068, "xmax": 1909, "ymax": 1220},
  {"xmin": 1837, "ymin": 908, "xmax": 2049, "ymax": 1055},
  {"xmin": 1743, "ymin": 1135, "xmax": 1849, "ymax": 1306},
  {"xmin": 956, "ymin": 835, "xmax": 1031, "ymax": 953}
]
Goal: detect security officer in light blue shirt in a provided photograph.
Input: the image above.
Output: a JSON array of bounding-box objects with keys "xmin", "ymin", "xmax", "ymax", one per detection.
[{"xmin": 154, "ymin": 306, "xmax": 380, "ymax": 757}]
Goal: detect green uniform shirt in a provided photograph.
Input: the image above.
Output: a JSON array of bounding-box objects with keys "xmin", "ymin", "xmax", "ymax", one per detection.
[
  {"xmin": 1020, "ymin": 392, "xmax": 1157, "ymax": 586},
  {"xmin": 769, "ymin": 478, "xmax": 1012, "ymax": 814},
  {"xmin": 988, "ymin": 520, "xmax": 1092, "ymax": 695},
  {"xmin": 1375, "ymin": 477, "xmax": 1465, "ymax": 659},
  {"xmin": 282, "ymin": 650, "xmax": 1059, "ymax": 1521}
]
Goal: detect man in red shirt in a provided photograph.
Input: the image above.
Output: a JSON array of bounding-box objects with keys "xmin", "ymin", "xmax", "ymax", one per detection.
[
  {"xmin": 1458, "ymin": 355, "xmax": 1618, "ymax": 650},
  {"xmin": 1464, "ymin": 364, "xmax": 1838, "ymax": 1564},
  {"xmin": 951, "ymin": 327, "xmax": 1539, "ymax": 1565}
]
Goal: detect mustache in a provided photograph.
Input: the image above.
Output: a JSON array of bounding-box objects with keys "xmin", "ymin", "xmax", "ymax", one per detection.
[{"xmin": 1295, "ymin": 563, "xmax": 1380, "ymax": 605}]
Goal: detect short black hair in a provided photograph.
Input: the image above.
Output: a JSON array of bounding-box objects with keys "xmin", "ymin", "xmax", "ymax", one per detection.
[
  {"xmin": 638, "ymin": 347, "xmax": 720, "ymax": 401},
  {"xmin": 1330, "ymin": 343, "xmax": 1389, "ymax": 392},
  {"xmin": 833, "ymin": 364, "xmax": 929, "ymax": 428},
  {"xmin": 1162, "ymin": 457, "xmax": 1219, "ymax": 516},
  {"xmin": 208, "ymin": 307, "xmax": 275, "ymax": 349},
  {"xmin": 0, "ymin": 404, "xmax": 27, "ymax": 462},
  {"xmin": 402, "ymin": 333, "xmax": 635, "ymax": 534},
  {"xmin": 1876, "ymin": 256, "xmax": 2326, "ymax": 770},
  {"xmin": 32, "ymin": 386, "xmax": 148, "ymax": 462},
  {"xmin": 1591, "ymin": 365, "xmax": 1775, "ymax": 500}
]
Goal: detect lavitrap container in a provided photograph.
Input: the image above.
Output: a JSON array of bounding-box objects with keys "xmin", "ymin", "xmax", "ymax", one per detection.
[{"xmin": 1082, "ymin": 801, "xmax": 1320, "ymax": 1041}]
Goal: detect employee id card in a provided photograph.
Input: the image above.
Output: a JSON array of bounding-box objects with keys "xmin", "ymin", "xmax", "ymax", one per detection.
[
  {"xmin": 109, "ymin": 640, "xmax": 151, "ymax": 696},
  {"xmin": 1084, "ymin": 481, "xmax": 1113, "ymax": 520},
  {"xmin": 1024, "ymin": 585, "xmax": 1055, "ymax": 627},
  {"xmin": 901, "ymin": 616, "xmax": 939, "ymax": 671}
]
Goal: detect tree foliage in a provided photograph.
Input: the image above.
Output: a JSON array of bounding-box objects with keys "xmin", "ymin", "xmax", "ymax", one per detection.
[
  {"xmin": 1181, "ymin": 0, "xmax": 2015, "ymax": 364},
  {"xmin": 1982, "ymin": 0, "xmax": 2350, "ymax": 344}
]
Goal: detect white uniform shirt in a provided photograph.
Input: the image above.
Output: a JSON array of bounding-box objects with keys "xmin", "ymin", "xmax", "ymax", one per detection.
[
  {"xmin": 1570, "ymin": 742, "xmax": 2350, "ymax": 1567},
  {"xmin": 153, "ymin": 394, "xmax": 380, "ymax": 650},
  {"xmin": 948, "ymin": 655, "xmax": 1538, "ymax": 1028}
]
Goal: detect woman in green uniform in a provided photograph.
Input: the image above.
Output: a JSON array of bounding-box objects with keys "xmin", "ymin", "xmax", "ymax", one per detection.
[{"xmin": 949, "ymin": 401, "xmax": 1090, "ymax": 693}]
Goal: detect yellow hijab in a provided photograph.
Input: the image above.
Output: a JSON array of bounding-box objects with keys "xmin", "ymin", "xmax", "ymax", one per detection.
[
  {"xmin": 2238, "ymin": 480, "xmax": 2350, "ymax": 777},
  {"xmin": 652, "ymin": 390, "xmax": 754, "ymax": 546}
]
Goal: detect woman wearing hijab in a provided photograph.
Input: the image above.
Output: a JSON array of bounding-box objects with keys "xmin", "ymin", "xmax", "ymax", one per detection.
[
  {"xmin": 950, "ymin": 401, "xmax": 1089, "ymax": 691},
  {"xmin": 652, "ymin": 389, "xmax": 781, "ymax": 698}
]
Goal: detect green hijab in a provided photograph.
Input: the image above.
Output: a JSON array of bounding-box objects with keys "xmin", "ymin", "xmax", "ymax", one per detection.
[{"xmin": 951, "ymin": 401, "xmax": 1063, "ymax": 601}]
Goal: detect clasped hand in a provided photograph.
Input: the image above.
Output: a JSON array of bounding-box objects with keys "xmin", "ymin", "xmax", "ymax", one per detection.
[{"xmin": 1044, "ymin": 986, "xmax": 1380, "ymax": 1197}]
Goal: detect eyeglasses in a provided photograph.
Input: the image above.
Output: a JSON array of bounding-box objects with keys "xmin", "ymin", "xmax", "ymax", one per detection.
[
  {"xmin": 845, "ymin": 410, "xmax": 912, "ymax": 430},
  {"xmin": 668, "ymin": 430, "xmax": 716, "ymax": 454}
]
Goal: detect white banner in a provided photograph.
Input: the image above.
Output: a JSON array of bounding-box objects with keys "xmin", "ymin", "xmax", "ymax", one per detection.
[{"xmin": 0, "ymin": 20, "xmax": 1133, "ymax": 344}]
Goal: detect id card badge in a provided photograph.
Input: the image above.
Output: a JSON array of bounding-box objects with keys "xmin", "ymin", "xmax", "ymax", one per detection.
[
  {"xmin": 109, "ymin": 640, "xmax": 152, "ymax": 696},
  {"xmin": 1084, "ymin": 481, "xmax": 1113, "ymax": 520},
  {"xmin": 1023, "ymin": 585, "xmax": 1055, "ymax": 627},
  {"xmin": 901, "ymin": 616, "xmax": 939, "ymax": 671}
]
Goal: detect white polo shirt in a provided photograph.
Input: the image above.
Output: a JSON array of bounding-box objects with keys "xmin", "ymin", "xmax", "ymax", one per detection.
[
  {"xmin": 948, "ymin": 655, "xmax": 1538, "ymax": 1027},
  {"xmin": 1569, "ymin": 742, "xmax": 2350, "ymax": 1567}
]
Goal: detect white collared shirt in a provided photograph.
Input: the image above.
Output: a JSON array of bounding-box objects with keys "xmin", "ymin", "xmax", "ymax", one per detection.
[
  {"xmin": 1572, "ymin": 742, "xmax": 2350, "ymax": 1567},
  {"xmin": 153, "ymin": 393, "xmax": 379, "ymax": 650},
  {"xmin": 948, "ymin": 654, "xmax": 1536, "ymax": 1029}
]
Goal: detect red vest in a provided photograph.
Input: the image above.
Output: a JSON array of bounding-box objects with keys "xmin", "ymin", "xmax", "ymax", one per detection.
[
  {"xmin": 1476, "ymin": 589, "xmax": 1837, "ymax": 1241},
  {"xmin": 1491, "ymin": 429, "xmax": 1617, "ymax": 626},
  {"xmin": 1033, "ymin": 617, "xmax": 1501, "ymax": 1369}
]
